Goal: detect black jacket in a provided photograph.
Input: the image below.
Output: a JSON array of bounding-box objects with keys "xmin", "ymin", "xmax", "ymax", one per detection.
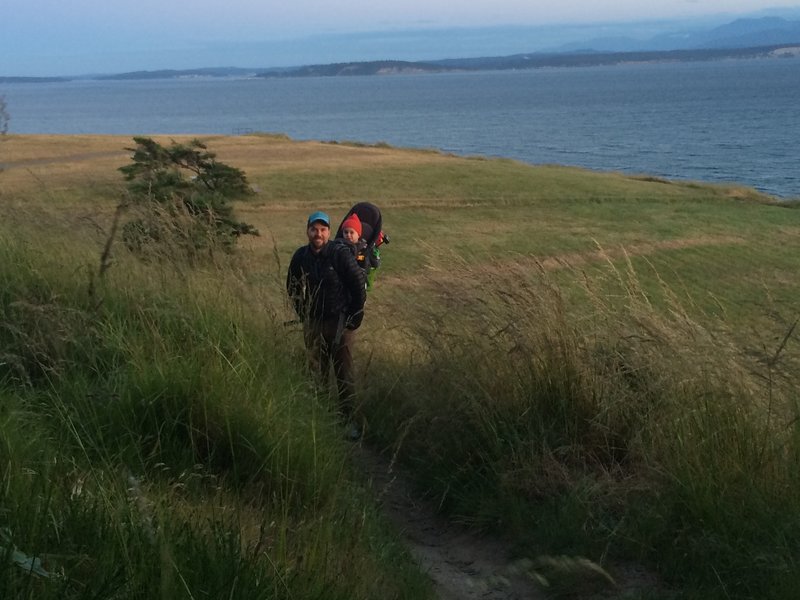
[{"xmin": 286, "ymin": 240, "xmax": 366, "ymax": 327}]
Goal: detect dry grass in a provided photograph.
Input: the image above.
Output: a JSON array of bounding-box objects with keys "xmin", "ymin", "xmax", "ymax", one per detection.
[
  {"xmin": 2, "ymin": 134, "xmax": 796, "ymax": 309},
  {"xmin": 2, "ymin": 133, "xmax": 798, "ymax": 599},
  {"xmin": 358, "ymin": 244, "xmax": 799, "ymax": 597},
  {"xmin": 0, "ymin": 133, "xmax": 452, "ymax": 195}
]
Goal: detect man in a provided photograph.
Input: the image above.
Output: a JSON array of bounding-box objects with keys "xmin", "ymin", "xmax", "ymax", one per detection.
[{"xmin": 286, "ymin": 211, "xmax": 367, "ymax": 431}]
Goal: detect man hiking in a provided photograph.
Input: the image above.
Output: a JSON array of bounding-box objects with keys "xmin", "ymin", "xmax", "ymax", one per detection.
[{"xmin": 286, "ymin": 211, "xmax": 367, "ymax": 437}]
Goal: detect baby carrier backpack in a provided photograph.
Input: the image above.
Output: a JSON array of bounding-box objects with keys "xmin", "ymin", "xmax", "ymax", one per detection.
[{"xmin": 335, "ymin": 201, "xmax": 389, "ymax": 291}]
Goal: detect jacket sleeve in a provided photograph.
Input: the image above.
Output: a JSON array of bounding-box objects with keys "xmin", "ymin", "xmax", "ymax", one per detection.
[
  {"xmin": 334, "ymin": 245, "xmax": 367, "ymax": 326},
  {"xmin": 286, "ymin": 248, "xmax": 306, "ymax": 319}
]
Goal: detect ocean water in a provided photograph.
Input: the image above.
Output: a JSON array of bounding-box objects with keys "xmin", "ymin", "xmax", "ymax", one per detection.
[{"xmin": 3, "ymin": 58, "xmax": 799, "ymax": 198}]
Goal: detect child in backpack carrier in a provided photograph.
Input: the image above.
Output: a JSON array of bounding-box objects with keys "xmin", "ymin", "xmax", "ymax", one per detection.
[{"xmin": 340, "ymin": 213, "xmax": 381, "ymax": 290}]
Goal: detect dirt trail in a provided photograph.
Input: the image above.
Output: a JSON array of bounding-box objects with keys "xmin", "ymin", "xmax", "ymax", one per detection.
[
  {"xmin": 351, "ymin": 443, "xmax": 664, "ymax": 600},
  {"xmin": 351, "ymin": 444, "xmax": 543, "ymax": 600}
]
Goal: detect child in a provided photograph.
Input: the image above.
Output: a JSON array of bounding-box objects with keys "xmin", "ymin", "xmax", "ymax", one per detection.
[
  {"xmin": 340, "ymin": 213, "xmax": 362, "ymax": 248},
  {"xmin": 340, "ymin": 213, "xmax": 381, "ymax": 289}
]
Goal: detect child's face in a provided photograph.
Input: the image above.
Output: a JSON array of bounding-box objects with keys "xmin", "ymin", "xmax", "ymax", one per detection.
[{"xmin": 342, "ymin": 227, "xmax": 359, "ymax": 244}]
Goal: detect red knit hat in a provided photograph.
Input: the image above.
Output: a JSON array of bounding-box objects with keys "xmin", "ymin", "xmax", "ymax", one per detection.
[{"xmin": 341, "ymin": 213, "xmax": 362, "ymax": 237}]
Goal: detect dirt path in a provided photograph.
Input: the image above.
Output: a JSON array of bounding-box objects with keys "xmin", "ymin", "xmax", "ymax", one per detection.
[
  {"xmin": 351, "ymin": 443, "xmax": 543, "ymax": 600},
  {"xmin": 351, "ymin": 443, "xmax": 664, "ymax": 600}
]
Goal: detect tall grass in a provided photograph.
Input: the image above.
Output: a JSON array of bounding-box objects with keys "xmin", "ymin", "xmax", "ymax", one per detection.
[
  {"xmin": 361, "ymin": 250, "xmax": 800, "ymax": 599},
  {"xmin": 4, "ymin": 135, "xmax": 798, "ymax": 598},
  {"xmin": 0, "ymin": 214, "xmax": 432, "ymax": 599}
]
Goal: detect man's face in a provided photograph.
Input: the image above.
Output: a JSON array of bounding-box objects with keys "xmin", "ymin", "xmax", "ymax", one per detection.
[{"xmin": 307, "ymin": 221, "xmax": 330, "ymax": 251}]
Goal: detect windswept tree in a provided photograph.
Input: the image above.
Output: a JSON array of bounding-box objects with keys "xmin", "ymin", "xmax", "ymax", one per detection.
[{"xmin": 119, "ymin": 137, "xmax": 258, "ymax": 258}]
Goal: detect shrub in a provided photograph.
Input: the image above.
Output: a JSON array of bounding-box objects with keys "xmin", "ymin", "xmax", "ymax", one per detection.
[{"xmin": 119, "ymin": 137, "xmax": 258, "ymax": 259}]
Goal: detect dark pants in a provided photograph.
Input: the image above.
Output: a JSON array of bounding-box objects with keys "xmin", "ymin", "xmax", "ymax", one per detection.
[{"xmin": 304, "ymin": 316, "xmax": 356, "ymax": 417}]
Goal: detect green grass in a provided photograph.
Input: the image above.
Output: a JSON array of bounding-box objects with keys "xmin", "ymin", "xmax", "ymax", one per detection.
[
  {"xmin": 3, "ymin": 135, "xmax": 800, "ymax": 599},
  {"xmin": 253, "ymin": 160, "xmax": 764, "ymax": 208},
  {"xmin": 359, "ymin": 256, "xmax": 799, "ymax": 599},
  {"xmin": 0, "ymin": 212, "xmax": 432, "ymax": 599}
]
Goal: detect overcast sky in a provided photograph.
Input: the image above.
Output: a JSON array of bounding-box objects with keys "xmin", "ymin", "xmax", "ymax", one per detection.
[{"xmin": 3, "ymin": 1, "xmax": 800, "ymax": 76}]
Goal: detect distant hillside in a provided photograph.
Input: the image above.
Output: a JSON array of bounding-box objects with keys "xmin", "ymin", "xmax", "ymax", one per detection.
[
  {"xmin": 85, "ymin": 44, "xmax": 800, "ymax": 81},
  {"xmin": 557, "ymin": 17, "xmax": 800, "ymax": 53},
  {"xmin": 7, "ymin": 15, "xmax": 799, "ymax": 82},
  {"xmin": 698, "ymin": 17, "xmax": 800, "ymax": 48},
  {"xmin": 0, "ymin": 76, "xmax": 67, "ymax": 83},
  {"xmin": 96, "ymin": 67, "xmax": 292, "ymax": 80},
  {"xmin": 260, "ymin": 60, "xmax": 450, "ymax": 78},
  {"xmin": 256, "ymin": 44, "xmax": 800, "ymax": 78}
]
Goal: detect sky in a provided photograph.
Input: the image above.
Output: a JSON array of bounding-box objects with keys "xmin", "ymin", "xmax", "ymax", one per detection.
[{"xmin": 2, "ymin": 1, "xmax": 800, "ymax": 76}]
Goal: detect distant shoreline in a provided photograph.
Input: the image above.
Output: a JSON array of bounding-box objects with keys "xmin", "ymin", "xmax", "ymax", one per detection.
[
  {"xmin": 257, "ymin": 43, "xmax": 800, "ymax": 79},
  {"xmin": 0, "ymin": 76, "xmax": 69, "ymax": 84},
  {"xmin": 2, "ymin": 43, "xmax": 799, "ymax": 83}
]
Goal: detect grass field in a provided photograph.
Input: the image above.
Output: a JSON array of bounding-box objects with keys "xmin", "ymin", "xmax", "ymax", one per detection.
[{"xmin": 1, "ymin": 133, "xmax": 798, "ymax": 599}]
